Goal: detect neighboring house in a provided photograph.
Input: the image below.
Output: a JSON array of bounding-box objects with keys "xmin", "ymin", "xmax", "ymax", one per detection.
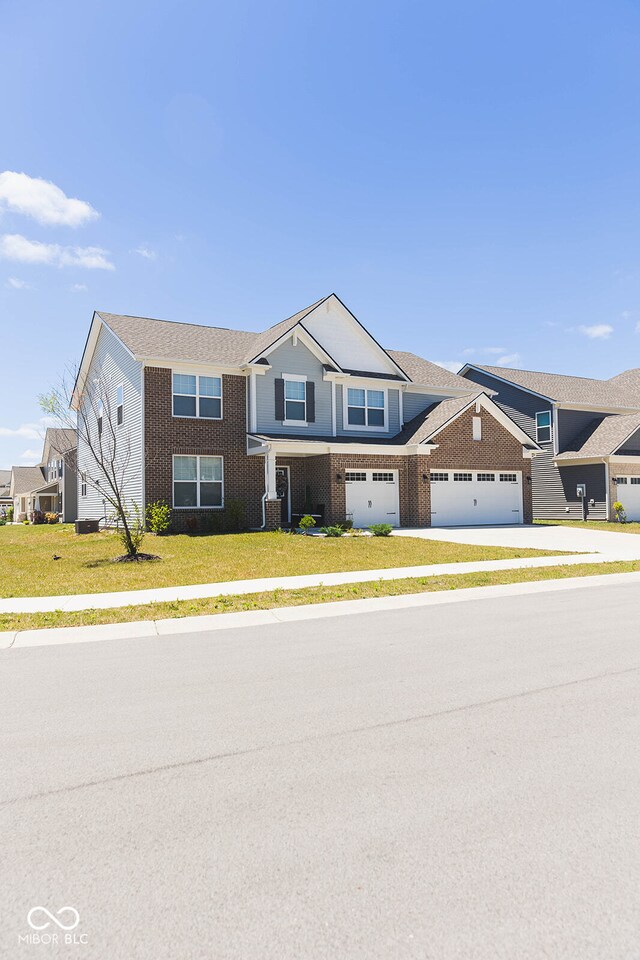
[
  {"xmin": 9, "ymin": 428, "xmax": 77, "ymax": 522},
  {"xmin": 74, "ymin": 294, "xmax": 540, "ymax": 531},
  {"xmin": 0, "ymin": 469, "xmax": 11, "ymax": 512},
  {"xmin": 460, "ymin": 364, "xmax": 640, "ymax": 521}
]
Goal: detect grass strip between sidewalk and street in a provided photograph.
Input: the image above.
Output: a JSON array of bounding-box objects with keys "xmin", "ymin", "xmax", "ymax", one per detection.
[{"xmin": 2, "ymin": 560, "xmax": 639, "ymax": 634}]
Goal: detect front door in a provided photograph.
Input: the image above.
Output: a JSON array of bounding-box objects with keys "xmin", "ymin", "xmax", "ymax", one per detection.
[{"xmin": 275, "ymin": 466, "xmax": 290, "ymax": 525}]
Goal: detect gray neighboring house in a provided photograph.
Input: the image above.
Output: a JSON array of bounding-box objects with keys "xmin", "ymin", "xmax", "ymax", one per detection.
[
  {"xmin": 9, "ymin": 428, "xmax": 77, "ymax": 522},
  {"xmin": 0, "ymin": 469, "xmax": 12, "ymax": 512},
  {"xmin": 460, "ymin": 364, "xmax": 640, "ymax": 521}
]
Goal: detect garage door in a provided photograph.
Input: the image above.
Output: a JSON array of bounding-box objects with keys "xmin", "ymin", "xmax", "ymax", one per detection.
[
  {"xmin": 613, "ymin": 476, "xmax": 640, "ymax": 521},
  {"xmin": 430, "ymin": 470, "xmax": 523, "ymax": 526},
  {"xmin": 345, "ymin": 470, "xmax": 399, "ymax": 528}
]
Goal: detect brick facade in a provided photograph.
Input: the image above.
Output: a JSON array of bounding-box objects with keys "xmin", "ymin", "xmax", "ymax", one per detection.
[
  {"xmin": 609, "ymin": 461, "xmax": 640, "ymax": 521},
  {"xmin": 144, "ymin": 368, "xmax": 533, "ymax": 530}
]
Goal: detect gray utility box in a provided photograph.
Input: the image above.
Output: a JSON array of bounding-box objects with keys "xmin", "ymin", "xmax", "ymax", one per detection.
[{"xmin": 75, "ymin": 519, "xmax": 100, "ymax": 535}]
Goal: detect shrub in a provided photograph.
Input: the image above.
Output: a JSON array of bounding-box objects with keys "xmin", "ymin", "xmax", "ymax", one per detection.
[
  {"xmin": 184, "ymin": 516, "xmax": 199, "ymax": 533},
  {"xmin": 6, "ymin": 507, "xmax": 13, "ymax": 522},
  {"xmin": 146, "ymin": 499, "xmax": 172, "ymax": 535},
  {"xmin": 335, "ymin": 519, "xmax": 353, "ymax": 531},
  {"xmin": 369, "ymin": 523, "xmax": 393, "ymax": 536},
  {"xmin": 320, "ymin": 525, "xmax": 344, "ymax": 537},
  {"xmin": 613, "ymin": 501, "xmax": 627, "ymax": 523},
  {"xmin": 224, "ymin": 498, "xmax": 247, "ymax": 532},
  {"xmin": 31, "ymin": 510, "xmax": 45, "ymax": 525},
  {"xmin": 298, "ymin": 514, "xmax": 316, "ymax": 532},
  {"xmin": 0, "ymin": 516, "xmax": 5, "ymax": 526},
  {"xmin": 44, "ymin": 512, "xmax": 59, "ymax": 524}
]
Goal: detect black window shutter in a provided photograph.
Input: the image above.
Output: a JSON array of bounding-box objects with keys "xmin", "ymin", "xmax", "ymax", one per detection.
[
  {"xmin": 275, "ymin": 378, "xmax": 285, "ymax": 421},
  {"xmin": 306, "ymin": 381, "xmax": 315, "ymax": 422}
]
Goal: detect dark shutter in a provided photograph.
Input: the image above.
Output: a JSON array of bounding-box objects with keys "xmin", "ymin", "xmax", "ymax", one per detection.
[
  {"xmin": 306, "ymin": 381, "xmax": 315, "ymax": 422},
  {"xmin": 275, "ymin": 378, "xmax": 285, "ymax": 421}
]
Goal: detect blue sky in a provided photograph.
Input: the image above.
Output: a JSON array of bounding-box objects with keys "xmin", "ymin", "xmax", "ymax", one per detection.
[{"xmin": 2, "ymin": 0, "xmax": 640, "ymax": 467}]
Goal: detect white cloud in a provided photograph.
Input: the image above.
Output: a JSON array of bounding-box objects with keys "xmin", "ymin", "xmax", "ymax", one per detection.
[
  {"xmin": 434, "ymin": 360, "xmax": 463, "ymax": 374},
  {"xmin": 495, "ymin": 352, "xmax": 522, "ymax": 367},
  {"xmin": 0, "ymin": 422, "xmax": 45, "ymax": 440},
  {"xmin": 0, "ymin": 171, "xmax": 99, "ymax": 227},
  {"xmin": 70, "ymin": 283, "xmax": 88, "ymax": 292},
  {"xmin": 0, "ymin": 234, "xmax": 114, "ymax": 270},
  {"xmin": 5, "ymin": 276, "xmax": 31, "ymax": 289},
  {"xmin": 577, "ymin": 324, "xmax": 613, "ymax": 340},
  {"xmin": 20, "ymin": 448, "xmax": 41, "ymax": 462},
  {"xmin": 132, "ymin": 244, "xmax": 157, "ymax": 260}
]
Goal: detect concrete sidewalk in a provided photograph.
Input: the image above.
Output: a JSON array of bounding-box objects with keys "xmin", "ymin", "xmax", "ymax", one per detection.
[{"xmin": 0, "ymin": 550, "xmax": 627, "ymax": 614}]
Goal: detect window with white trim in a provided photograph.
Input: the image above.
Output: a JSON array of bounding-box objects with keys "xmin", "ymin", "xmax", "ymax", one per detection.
[
  {"xmin": 346, "ymin": 388, "xmax": 386, "ymax": 429},
  {"xmin": 617, "ymin": 477, "xmax": 628, "ymax": 485},
  {"xmin": 372, "ymin": 472, "xmax": 394, "ymax": 482},
  {"xmin": 500, "ymin": 473, "xmax": 517, "ymax": 483},
  {"xmin": 172, "ymin": 374, "xmax": 222, "ymax": 419},
  {"xmin": 477, "ymin": 473, "xmax": 495, "ymax": 481},
  {"xmin": 97, "ymin": 401, "xmax": 103, "ymax": 438},
  {"xmin": 345, "ymin": 471, "xmax": 367, "ymax": 482},
  {"xmin": 453, "ymin": 472, "xmax": 473, "ymax": 482},
  {"xmin": 472, "ymin": 416, "xmax": 482, "ymax": 441},
  {"xmin": 173, "ymin": 455, "xmax": 223, "ymax": 508},
  {"xmin": 81, "ymin": 473, "xmax": 87, "ymax": 497},
  {"xmin": 632, "ymin": 478, "xmax": 640, "ymax": 485},
  {"xmin": 284, "ymin": 375, "xmax": 307, "ymax": 423},
  {"xmin": 116, "ymin": 384, "xmax": 124, "ymax": 426},
  {"xmin": 535, "ymin": 410, "xmax": 552, "ymax": 443},
  {"xmin": 431, "ymin": 472, "xmax": 449, "ymax": 482}
]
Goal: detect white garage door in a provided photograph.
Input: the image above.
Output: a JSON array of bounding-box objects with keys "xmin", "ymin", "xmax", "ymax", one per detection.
[
  {"xmin": 613, "ymin": 476, "xmax": 640, "ymax": 520},
  {"xmin": 430, "ymin": 470, "xmax": 523, "ymax": 526},
  {"xmin": 345, "ymin": 469, "xmax": 399, "ymax": 528}
]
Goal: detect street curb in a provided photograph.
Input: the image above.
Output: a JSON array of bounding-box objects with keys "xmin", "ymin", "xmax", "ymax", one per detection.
[{"xmin": 3, "ymin": 570, "xmax": 640, "ymax": 650}]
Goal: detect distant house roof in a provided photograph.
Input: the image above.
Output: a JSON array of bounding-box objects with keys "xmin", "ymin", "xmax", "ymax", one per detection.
[
  {"xmin": 93, "ymin": 297, "xmax": 474, "ymax": 391},
  {"xmin": 464, "ymin": 364, "xmax": 640, "ymax": 408},
  {"xmin": 555, "ymin": 412, "xmax": 640, "ymax": 460},
  {"xmin": 0, "ymin": 469, "xmax": 11, "ymax": 501},
  {"xmin": 10, "ymin": 465, "xmax": 46, "ymax": 496},
  {"xmin": 45, "ymin": 427, "xmax": 76, "ymax": 456}
]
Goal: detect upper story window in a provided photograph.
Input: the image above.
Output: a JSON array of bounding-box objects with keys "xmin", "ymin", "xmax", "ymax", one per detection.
[
  {"xmin": 346, "ymin": 387, "xmax": 386, "ymax": 430},
  {"xmin": 172, "ymin": 373, "xmax": 222, "ymax": 419},
  {"xmin": 275, "ymin": 375, "xmax": 315, "ymax": 424},
  {"xmin": 116, "ymin": 385, "xmax": 124, "ymax": 426},
  {"xmin": 97, "ymin": 401, "xmax": 103, "ymax": 437},
  {"xmin": 535, "ymin": 410, "xmax": 552, "ymax": 443}
]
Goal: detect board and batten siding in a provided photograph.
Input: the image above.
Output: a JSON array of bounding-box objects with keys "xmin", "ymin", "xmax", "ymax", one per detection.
[
  {"xmin": 461, "ymin": 367, "xmax": 607, "ymax": 519},
  {"xmin": 254, "ymin": 339, "xmax": 332, "ymax": 436},
  {"xmin": 77, "ymin": 323, "xmax": 144, "ymax": 520}
]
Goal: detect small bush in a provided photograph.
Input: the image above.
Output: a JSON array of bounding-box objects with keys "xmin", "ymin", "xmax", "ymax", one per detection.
[
  {"xmin": 369, "ymin": 523, "xmax": 393, "ymax": 537},
  {"xmin": 320, "ymin": 525, "xmax": 344, "ymax": 537},
  {"xmin": 31, "ymin": 510, "xmax": 45, "ymax": 525},
  {"xmin": 298, "ymin": 514, "xmax": 316, "ymax": 532},
  {"xmin": 6, "ymin": 507, "xmax": 13, "ymax": 522},
  {"xmin": 146, "ymin": 500, "xmax": 172, "ymax": 535},
  {"xmin": 184, "ymin": 516, "xmax": 199, "ymax": 533},
  {"xmin": 224, "ymin": 498, "xmax": 247, "ymax": 532},
  {"xmin": 0, "ymin": 516, "xmax": 6, "ymax": 526},
  {"xmin": 613, "ymin": 501, "xmax": 627, "ymax": 523},
  {"xmin": 44, "ymin": 512, "xmax": 59, "ymax": 524}
]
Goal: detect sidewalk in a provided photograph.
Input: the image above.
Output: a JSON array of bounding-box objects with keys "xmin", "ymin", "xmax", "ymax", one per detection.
[{"xmin": 0, "ymin": 550, "xmax": 622, "ymax": 614}]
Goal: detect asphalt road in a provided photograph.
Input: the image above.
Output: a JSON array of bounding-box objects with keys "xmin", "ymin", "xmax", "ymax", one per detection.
[{"xmin": 2, "ymin": 581, "xmax": 640, "ymax": 959}]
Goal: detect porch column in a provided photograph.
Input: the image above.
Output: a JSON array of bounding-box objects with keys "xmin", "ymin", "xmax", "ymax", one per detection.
[{"xmin": 265, "ymin": 447, "xmax": 278, "ymax": 500}]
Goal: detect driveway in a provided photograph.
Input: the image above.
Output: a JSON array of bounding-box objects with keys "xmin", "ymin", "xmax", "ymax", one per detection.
[
  {"xmin": 395, "ymin": 522, "xmax": 640, "ymax": 559},
  {"xmin": 2, "ymin": 581, "xmax": 640, "ymax": 959}
]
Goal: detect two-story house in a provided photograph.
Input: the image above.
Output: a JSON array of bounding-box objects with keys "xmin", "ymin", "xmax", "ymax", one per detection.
[
  {"xmin": 460, "ymin": 364, "xmax": 640, "ymax": 521},
  {"xmin": 74, "ymin": 294, "xmax": 539, "ymax": 530},
  {"xmin": 9, "ymin": 428, "xmax": 77, "ymax": 522}
]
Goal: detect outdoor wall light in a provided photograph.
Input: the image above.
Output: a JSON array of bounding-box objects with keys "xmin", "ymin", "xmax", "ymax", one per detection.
[
  {"xmin": 336, "ymin": 472, "xmax": 343, "ymax": 483},
  {"xmin": 422, "ymin": 473, "xmax": 428, "ymax": 482}
]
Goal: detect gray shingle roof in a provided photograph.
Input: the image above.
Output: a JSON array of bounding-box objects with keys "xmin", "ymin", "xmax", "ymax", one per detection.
[
  {"xmin": 471, "ymin": 364, "xmax": 640, "ymax": 408},
  {"xmin": 555, "ymin": 412, "xmax": 640, "ymax": 459},
  {"xmin": 95, "ymin": 299, "xmax": 474, "ymax": 391},
  {"xmin": 45, "ymin": 427, "xmax": 76, "ymax": 455},
  {"xmin": 0, "ymin": 469, "xmax": 10, "ymax": 498},
  {"xmin": 608, "ymin": 368, "xmax": 640, "ymax": 391},
  {"xmin": 388, "ymin": 351, "xmax": 472, "ymax": 389},
  {"xmin": 395, "ymin": 392, "xmax": 484, "ymax": 444},
  {"xmin": 11, "ymin": 465, "xmax": 46, "ymax": 495}
]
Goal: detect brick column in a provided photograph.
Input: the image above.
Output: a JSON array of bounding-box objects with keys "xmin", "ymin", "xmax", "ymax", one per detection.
[{"xmin": 264, "ymin": 499, "xmax": 281, "ymax": 530}]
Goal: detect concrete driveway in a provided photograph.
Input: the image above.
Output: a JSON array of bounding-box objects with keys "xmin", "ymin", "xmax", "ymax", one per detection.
[{"xmin": 395, "ymin": 522, "xmax": 640, "ymax": 559}]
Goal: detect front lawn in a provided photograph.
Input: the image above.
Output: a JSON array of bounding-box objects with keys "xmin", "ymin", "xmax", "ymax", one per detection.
[
  {"xmin": 0, "ymin": 524, "xmax": 567, "ymax": 598},
  {"xmin": 535, "ymin": 519, "xmax": 640, "ymax": 534}
]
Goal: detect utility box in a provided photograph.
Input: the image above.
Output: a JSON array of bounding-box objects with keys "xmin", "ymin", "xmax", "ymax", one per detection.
[{"xmin": 75, "ymin": 519, "xmax": 100, "ymax": 535}]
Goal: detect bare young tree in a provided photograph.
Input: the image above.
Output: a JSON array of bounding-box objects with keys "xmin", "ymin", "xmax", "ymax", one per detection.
[{"xmin": 39, "ymin": 366, "xmax": 152, "ymax": 560}]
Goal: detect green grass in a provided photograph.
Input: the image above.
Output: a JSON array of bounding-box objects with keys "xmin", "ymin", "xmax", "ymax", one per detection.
[
  {"xmin": 1, "ymin": 560, "xmax": 637, "ymax": 633},
  {"xmin": 535, "ymin": 519, "xmax": 640, "ymax": 534},
  {"xmin": 0, "ymin": 524, "xmax": 569, "ymax": 599}
]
